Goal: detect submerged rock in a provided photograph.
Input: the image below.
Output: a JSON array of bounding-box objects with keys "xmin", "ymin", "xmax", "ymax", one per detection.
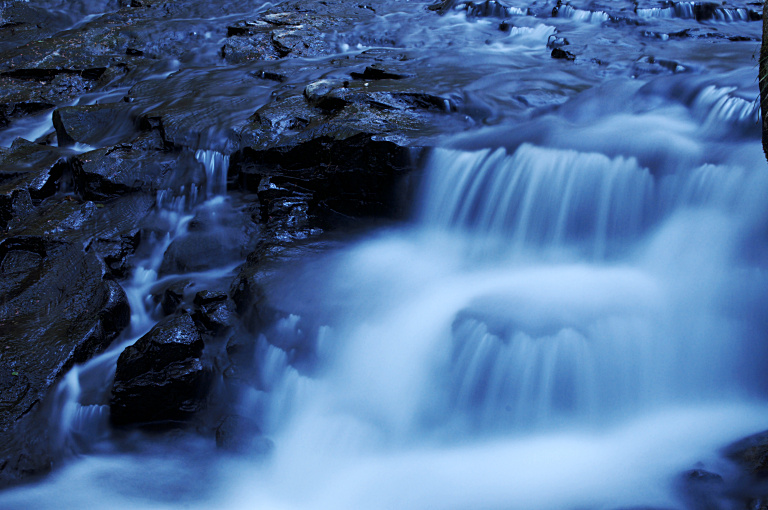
[
  {"xmin": 215, "ymin": 414, "xmax": 273, "ymax": 454},
  {"xmin": 110, "ymin": 314, "xmax": 211, "ymax": 427}
]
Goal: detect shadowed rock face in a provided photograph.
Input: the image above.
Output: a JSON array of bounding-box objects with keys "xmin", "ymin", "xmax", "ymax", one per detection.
[
  {"xmin": 110, "ymin": 314, "xmax": 211, "ymax": 426},
  {"xmin": 0, "ymin": 236, "xmax": 130, "ymax": 485}
]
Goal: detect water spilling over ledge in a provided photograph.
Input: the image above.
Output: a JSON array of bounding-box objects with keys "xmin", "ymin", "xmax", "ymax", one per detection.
[{"xmin": 0, "ymin": 0, "xmax": 767, "ymax": 507}]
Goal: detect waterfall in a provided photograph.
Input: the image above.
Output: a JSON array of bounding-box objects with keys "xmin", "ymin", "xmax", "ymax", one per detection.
[
  {"xmin": 2, "ymin": 0, "xmax": 768, "ymax": 506},
  {"xmin": 419, "ymin": 144, "xmax": 654, "ymax": 258},
  {"xmin": 45, "ymin": 149, "xmax": 235, "ymax": 454}
]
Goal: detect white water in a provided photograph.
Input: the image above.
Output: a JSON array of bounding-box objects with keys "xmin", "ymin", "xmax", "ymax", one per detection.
[
  {"xmin": 6, "ymin": 106, "xmax": 768, "ymax": 509},
  {"xmin": 1, "ymin": 0, "xmax": 767, "ymax": 509}
]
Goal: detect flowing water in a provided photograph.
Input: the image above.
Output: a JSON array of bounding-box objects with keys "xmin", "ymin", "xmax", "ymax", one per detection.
[{"xmin": 2, "ymin": 0, "xmax": 768, "ymax": 508}]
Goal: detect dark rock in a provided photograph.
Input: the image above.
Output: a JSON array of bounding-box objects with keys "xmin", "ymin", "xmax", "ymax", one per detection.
[
  {"xmin": 194, "ymin": 291, "xmax": 228, "ymax": 307},
  {"xmin": 547, "ymin": 35, "xmax": 569, "ymax": 49},
  {"xmin": 196, "ymin": 299, "xmax": 237, "ymax": 335},
  {"xmin": 7, "ymin": 193, "xmax": 154, "ymax": 249},
  {"xmin": 0, "ymin": 237, "xmax": 130, "ymax": 485},
  {"xmin": 87, "ymin": 229, "xmax": 141, "ymax": 278},
  {"xmin": 251, "ymin": 70, "xmax": 287, "ymax": 82},
  {"xmin": 692, "ymin": 2, "xmax": 718, "ymax": 20},
  {"xmin": 551, "ymin": 48, "xmax": 576, "ymax": 61},
  {"xmin": 724, "ymin": 429, "xmax": 768, "ymax": 476},
  {"xmin": 72, "ymin": 146, "xmax": 178, "ymax": 201},
  {"xmin": 633, "ymin": 56, "xmax": 686, "ymax": 77},
  {"xmin": 110, "ymin": 314, "xmax": 211, "ymax": 426},
  {"xmin": 675, "ymin": 468, "xmax": 726, "ymax": 510},
  {"xmin": 428, "ymin": 0, "xmax": 461, "ymax": 14},
  {"xmin": 221, "ymin": 33, "xmax": 283, "ymax": 64},
  {"xmin": 53, "ymin": 103, "xmax": 135, "ymax": 147},
  {"xmin": 465, "ymin": 0, "xmax": 512, "ymax": 18},
  {"xmin": 0, "ymin": 141, "xmax": 70, "ymax": 229},
  {"xmin": 428, "ymin": 0, "xmax": 517, "ymax": 17},
  {"xmin": 350, "ymin": 65, "xmax": 411, "ymax": 81},
  {"xmin": 304, "ymin": 79, "xmax": 351, "ymax": 112},
  {"xmin": 157, "ymin": 281, "xmax": 190, "ymax": 316},
  {"xmin": 231, "ymin": 133, "xmax": 413, "ymax": 226}
]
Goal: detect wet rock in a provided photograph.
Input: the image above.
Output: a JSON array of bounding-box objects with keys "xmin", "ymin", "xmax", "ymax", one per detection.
[
  {"xmin": 226, "ymin": 20, "xmax": 273, "ymax": 37},
  {"xmin": 231, "ymin": 133, "xmax": 413, "ymax": 226},
  {"xmin": 633, "ymin": 56, "xmax": 686, "ymax": 76},
  {"xmin": 110, "ymin": 314, "xmax": 211, "ymax": 426},
  {"xmin": 0, "ymin": 141, "xmax": 70, "ymax": 229},
  {"xmin": 157, "ymin": 206, "xmax": 259, "ymax": 277},
  {"xmin": 156, "ymin": 281, "xmax": 190, "ymax": 316},
  {"xmin": 72, "ymin": 146, "xmax": 178, "ymax": 201},
  {"xmin": 465, "ymin": 0, "xmax": 514, "ymax": 18},
  {"xmin": 242, "ymin": 77, "xmax": 462, "ymax": 150},
  {"xmin": 221, "ymin": 7, "xmax": 342, "ymax": 64},
  {"xmin": 196, "ymin": 299, "xmax": 237, "ymax": 335},
  {"xmin": 7, "ymin": 194, "xmax": 154, "ymax": 251},
  {"xmin": 250, "ymin": 69, "xmax": 287, "ymax": 83},
  {"xmin": 304, "ymin": 79, "xmax": 350, "ymax": 112},
  {"xmin": 724, "ymin": 429, "xmax": 768, "ymax": 476},
  {"xmin": 87, "ymin": 228, "xmax": 141, "ymax": 278},
  {"xmin": 551, "ymin": 48, "xmax": 576, "ymax": 60},
  {"xmin": 194, "ymin": 290, "xmax": 228, "ymax": 307},
  {"xmin": 428, "ymin": 0, "xmax": 519, "ymax": 17},
  {"xmin": 0, "ymin": 237, "xmax": 130, "ymax": 485},
  {"xmin": 53, "ymin": 103, "xmax": 135, "ymax": 147},
  {"xmin": 350, "ymin": 65, "xmax": 411, "ymax": 81},
  {"xmin": 0, "ymin": 3, "xmax": 75, "ymax": 52},
  {"xmin": 675, "ymin": 468, "xmax": 726, "ymax": 510},
  {"xmin": 547, "ymin": 35, "xmax": 570, "ymax": 49},
  {"xmin": 221, "ymin": 33, "xmax": 283, "ymax": 63}
]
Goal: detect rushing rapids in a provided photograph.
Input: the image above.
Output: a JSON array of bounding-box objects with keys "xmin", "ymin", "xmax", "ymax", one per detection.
[{"xmin": 1, "ymin": 0, "xmax": 768, "ymax": 507}]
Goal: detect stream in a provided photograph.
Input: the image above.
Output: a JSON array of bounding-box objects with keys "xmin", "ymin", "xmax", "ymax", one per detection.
[{"xmin": 1, "ymin": 0, "xmax": 768, "ymax": 508}]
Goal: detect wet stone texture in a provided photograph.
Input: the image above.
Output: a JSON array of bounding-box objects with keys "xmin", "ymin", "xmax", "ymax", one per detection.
[
  {"xmin": 0, "ymin": 237, "xmax": 130, "ymax": 485},
  {"xmin": 110, "ymin": 314, "xmax": 210, "ymax": 426}
]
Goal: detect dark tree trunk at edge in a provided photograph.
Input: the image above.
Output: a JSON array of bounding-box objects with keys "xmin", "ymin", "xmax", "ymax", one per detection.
[{"xmin": 761, "ymin": 6, "xmax": 768, "ymax": 161}]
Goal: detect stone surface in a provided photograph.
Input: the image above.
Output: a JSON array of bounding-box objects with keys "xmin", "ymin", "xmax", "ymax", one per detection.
[
  {"xmin": 110, "ymin": 314, "xmax": 211, "ymax": 426},
  {"xmin": 0, "ymin": 236, "xmax": 130, "ymax": 485}
]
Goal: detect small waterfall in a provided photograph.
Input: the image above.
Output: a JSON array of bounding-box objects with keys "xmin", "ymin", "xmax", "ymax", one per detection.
[
  {"xmin": 47, "ymin": 150, "xmax": 234, "ymax": 452},
  {"xmin": 637, "ymin": 2, "xmax": 753, "ymax": 21},
  {"xmin": 692, "ymin": 85, "xmax": 759, "ymax": 131},
  {"xmin": 556, "ymin": 5, "xmax": 610, "ymax": 23},
  {"xmin": 419, "ymin": 143, "xmax": 767, "ymax": 259},
  {"xmin": 712, "ymin": 7, "xmax": 750, "ymax": 21},
  {"xmin": 675, "ymin": 2, "xmax": 695, "ymax": 18},
  {"xmin": 637, "ymin": 6, "xmax": 675, "ymax": 18},
  {"xmin": 195, "ymin": 149, "xmax": 230, "ymax": 198},
  {"xmin": 419, "ymin": 144, "xmax": 654, "ymax": 258}
]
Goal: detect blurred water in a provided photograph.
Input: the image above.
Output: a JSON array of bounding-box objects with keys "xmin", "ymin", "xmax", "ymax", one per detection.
[{"xmin": 1, "ymin": 0, "xmax": 768, "ymax": 507}]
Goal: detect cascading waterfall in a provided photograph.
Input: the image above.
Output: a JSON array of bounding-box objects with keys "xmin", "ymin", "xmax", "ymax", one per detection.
[
  {"xmin": 2, "ymin": 0, "xmax": 768, "ymax": 507},
  {"xmin": 43, "ymin": 149, "xmax": 238, "ymax": 457}
]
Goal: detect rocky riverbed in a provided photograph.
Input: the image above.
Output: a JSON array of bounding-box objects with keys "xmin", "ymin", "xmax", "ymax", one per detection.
[{"xmin": 1, "ymin": 0, "xmax": 768, "ymax": 507}]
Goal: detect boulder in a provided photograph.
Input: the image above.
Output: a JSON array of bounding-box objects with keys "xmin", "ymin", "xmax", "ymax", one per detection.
[
  {"xmin": 110, "ymin": 314, "xmax": 211, "ymax": 426},
  {"xmin": 195, "ymin": 299, "xmax": 237, "ymax": 335},
  {"xmin": 0, "ymin": 236, "xmax": 130, "ymax": 485}
]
